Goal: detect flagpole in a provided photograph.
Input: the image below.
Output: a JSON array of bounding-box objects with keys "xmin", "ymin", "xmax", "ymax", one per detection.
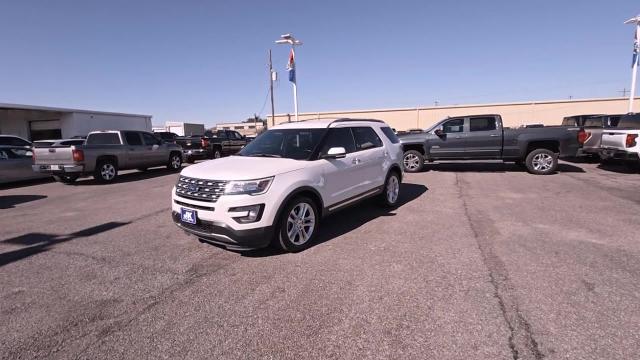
[
  {"xmin": 292, "ymin": 45, "xmax": 299, "ymax": 122},
  {"xmin": 625, "ymin": 16, "xmax": 640, "ymax": 113},
  {"xmin": 275, "ymin": 33, "xmax": 302, "ymax": 122}
]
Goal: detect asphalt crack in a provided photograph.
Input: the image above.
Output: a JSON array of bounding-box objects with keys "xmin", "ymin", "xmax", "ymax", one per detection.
[{"xmin": 454, "ymin": 173, "xmax": 544, "ymax": 360}]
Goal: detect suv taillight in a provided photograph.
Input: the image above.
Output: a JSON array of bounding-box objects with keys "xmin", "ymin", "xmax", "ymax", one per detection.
[
  {"xmin": 72, "ymin": 149, "xmax": 84, "ymax": 162},
  {"xmin": 577, "ymin": 129, "xmax": 590, "ymax": 145},
  {"xmin": 201, "ymin": 137, "xmax": 209, "ymax": 147},
  {"xmin": 626, "ymin": 134, "xmax": 638, "ymax": 148}
]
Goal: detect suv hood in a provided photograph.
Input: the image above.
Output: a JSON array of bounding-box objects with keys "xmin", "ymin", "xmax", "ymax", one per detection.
[{"xmin": 180, "ymin": 156, "xmax": 307, "ymax": 180}]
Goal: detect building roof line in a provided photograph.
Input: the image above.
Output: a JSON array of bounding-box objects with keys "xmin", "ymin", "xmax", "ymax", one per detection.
[{"xmin": 0, "ymin": 103, "xmax": 152, "ymax": 118}]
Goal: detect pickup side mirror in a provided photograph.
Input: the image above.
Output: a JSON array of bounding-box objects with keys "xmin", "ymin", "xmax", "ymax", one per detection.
[
  {"xmin": 322, "ymin": 147, "xmax": 347, "ymax": 159},
  {"xmin": 434, "ymin": 128, "xmax": 444, "ymax": 137}
]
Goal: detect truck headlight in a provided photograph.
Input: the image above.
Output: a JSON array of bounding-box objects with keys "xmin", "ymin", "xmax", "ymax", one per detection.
[
  {"xmin": 224, "ymin": 177, "xmax": 273, "ymax": 195},
  {"xmin": 229, "ymin": 204, "xmax": 264, "ymax": 223}
]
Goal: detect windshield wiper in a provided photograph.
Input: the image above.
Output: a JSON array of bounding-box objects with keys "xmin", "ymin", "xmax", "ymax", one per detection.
[{"xmin": 248, "ymin": 153, "xmax": 282, "ymax": 158}]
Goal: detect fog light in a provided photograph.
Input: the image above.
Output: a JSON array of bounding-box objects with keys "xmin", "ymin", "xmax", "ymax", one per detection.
[{"xmin": 229, "ymin": 204, "xmax": 264, "ymax": 224}]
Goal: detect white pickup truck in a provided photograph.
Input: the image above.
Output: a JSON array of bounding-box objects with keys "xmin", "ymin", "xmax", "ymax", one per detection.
[
  {"xmin": 600, "ymin": 114, "xmax": 640, "ymax": 169},
  {"xmin": 33, "ymin": 130, "xmax": 183, "ymax": 183}
]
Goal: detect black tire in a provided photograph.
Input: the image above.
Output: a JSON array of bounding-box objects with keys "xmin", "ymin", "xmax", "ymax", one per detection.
[
  {"xmin": 277, "ymin": 196, "xmax": 319, "ymax": 253},
  {"xmin": 167, "ymin": 152, "xmax": 182, "ymax": 171},
  {"xmin": 185, "ymin": 156, "xmax": 195, "ymax": 164},
  {"xmin": 53, "ymin": 174, "xmax": 78, "ymax": 184},
  {"xmin": 402, "ymin": 150, "xmax": 424, "ymax": 173},
  {"xmin": 380, "ymin": 171, "xmax": 401, "ymax": 207},
  {"xmin": 93, "ymin": 160, "xmax": 118, "ymax": 183},
  {"xmin": 524, "ymin": 148, "xmax": 558, "ymax": 175},
  {"xmin": 212, "ymin": 148, "xmax": 222, "ymax": 159}
]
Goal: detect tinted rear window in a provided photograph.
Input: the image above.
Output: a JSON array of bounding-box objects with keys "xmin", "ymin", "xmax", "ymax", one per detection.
[
  {"xmin": 87, "ymin": 133, "xmax": 121, "ymax": 145},
  {"xmin": 0, "ymin": 137, "xmax": 31, "ymax": 146},
  {"xmin": 380, "ymin": 127, "xmax": 400, "ymax": 144},
  {"xmin": 617, "ymin": 114, "xmax": 640, "ymax": 129},
  {"xmin": 583, "ymin": 118, "xmax": 604, "ymax": 128}
]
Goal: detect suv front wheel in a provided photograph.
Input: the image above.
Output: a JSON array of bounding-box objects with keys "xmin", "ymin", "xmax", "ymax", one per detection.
[
  {"xmin": 277, "ymin": 196, "xmax": 319, "ymax": 252},
  {"xmin": 380, "ymin": 171, "xmax": 401, "ymax": 207}
]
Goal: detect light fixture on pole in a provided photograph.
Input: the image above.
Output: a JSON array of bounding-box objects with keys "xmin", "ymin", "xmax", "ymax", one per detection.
[
  {"xmin": 624, "ymin": 15, "xmax": 640, "ymax": 113},
  {"xmin": 275, "ymin": 33, "xmax": 302, "ymax": 121}
]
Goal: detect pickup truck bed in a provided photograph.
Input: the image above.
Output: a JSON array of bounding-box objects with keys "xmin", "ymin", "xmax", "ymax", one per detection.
[
  {"xmin": 599, "ymin": 114, "xmax": 640, "ymax": 165},
  {"xmin": 399, "ymin": 114, "xmax": 585, "ymax": 175}
]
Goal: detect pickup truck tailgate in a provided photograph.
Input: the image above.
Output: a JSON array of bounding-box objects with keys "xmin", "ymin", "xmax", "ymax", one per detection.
[
  {"xmin": 33, "ymin": 147, "xmax": 74, "ymax": 165},
  {"xmin": 601, "ymin": 130, "xmax": 637, "ymax": 150}
]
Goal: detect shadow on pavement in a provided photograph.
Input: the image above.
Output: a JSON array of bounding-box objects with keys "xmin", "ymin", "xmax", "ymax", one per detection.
[
  {"xmin": 240, "ymin": 182, "xmax": 429, "ymax": 257},
  {"xmin": 0, "ymin": 195, "xmax": 48, "ymax": 209},
  {"xmin": 0, "ymin": 221, "xmax": 129, "ymax": 267},
  {"xmin": 0, "ymin": 177, "xmax": 53, "ymax": 190},
  {"xmin": 422, "ymin": 162, "xmax": 585, "ymax": 173},
  {"xmin": 70, "ymin": 167, "xmax": 181, "ymax": 186},
  {"xmin": 597, "ymin": 161, "xmax": 640, "ymax": 174}
]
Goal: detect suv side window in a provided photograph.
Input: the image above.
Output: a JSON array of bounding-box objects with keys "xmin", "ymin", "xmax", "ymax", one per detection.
[
  {"xmin": 469, "ymin": 117, "xmax": 497, "ymax": 132},
  {"xmin": 319, "ymin": 128, "xmax": 356, "ymax": 155},
  {"xmin": 380, "ymin": 127, "xmax": 400, "ymax": 144},
  {"xmin": 442, "ymin": 119, "xmax": 465, "ymax": 133},
  {"xmin": 352, "ymin": 127, "xmax": 383, "ymax": 151},
  {"xmin": 124, "ymin": 132, "xmax": 143, "ymax": 146},
  {"xmin": 141, "ymin": 132, "xmax": 159, "ymax": 145}
]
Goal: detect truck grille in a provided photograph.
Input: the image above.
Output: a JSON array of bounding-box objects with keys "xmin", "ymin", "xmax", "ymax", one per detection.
[{"xmin": 175, "ymin": 176, "xmax": 227, "ymax": 203}]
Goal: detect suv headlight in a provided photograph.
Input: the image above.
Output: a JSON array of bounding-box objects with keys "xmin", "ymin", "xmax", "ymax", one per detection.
[{"xmin": 224, "ymin": 177, "xmax": 273, "ymax": 195}]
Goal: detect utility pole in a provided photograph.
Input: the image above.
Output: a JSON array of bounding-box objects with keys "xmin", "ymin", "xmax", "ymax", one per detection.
[
  {"xmin": 268, "ymin": 49, "xmax": 276, "ymax": 128},
  {"xmin": 619, "ymin": 88, "xmax": 630, "ymax": 97},
  {"xmin": 624, "ymin": 15, "xmax": 640, "ymax": 113}
]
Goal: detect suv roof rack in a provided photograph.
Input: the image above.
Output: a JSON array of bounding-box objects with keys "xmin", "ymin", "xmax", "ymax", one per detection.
[{"xmin": 327, "ymin": 118, "xmax": 385, "ymax": 127}]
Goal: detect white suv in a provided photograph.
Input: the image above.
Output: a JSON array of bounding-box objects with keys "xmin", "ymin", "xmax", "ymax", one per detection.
[{"xmin": 171, "ymin": 118, "xmax": 404, "ymax": 252}]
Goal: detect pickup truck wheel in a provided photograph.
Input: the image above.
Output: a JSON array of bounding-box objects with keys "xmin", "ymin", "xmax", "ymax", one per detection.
[
  {"xmin": 402, "ymin": 150, "xmax": 424, "ymax": 173},
  {"xmin": 277, "ymin": 196, "xmax": 319, "ymax": 253},
  {"xmin": 167, "ymin": 153, "xmax": 182, "ymax": 171},
  {"xmin": 53, "ymin": 174, "xmax": 78, "ymax": 184},
  {"xmin": 525, "ymin": 149, "xmax": 558, "ymax": 175},
  {"xmin": 212, "ymin": 149, "xmax": 222, "ymax": 159},
  {"xmin": 185, "ymin": 156, "xmax": 195, "ymax": 164},
  {"xmin": 94, "ymin": 161, "xmax": 118, "ymax": 183}
]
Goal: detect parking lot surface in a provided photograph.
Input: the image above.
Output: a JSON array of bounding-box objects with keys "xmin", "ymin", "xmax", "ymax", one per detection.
[{"xmin": 1, "ymin": 161, "xmax": 640, "ymax": 359}]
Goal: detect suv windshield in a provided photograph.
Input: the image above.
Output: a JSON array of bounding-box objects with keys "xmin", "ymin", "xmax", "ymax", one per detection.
[{"xmin": 238, "ymin": 128, "xmax": 326, "ymax": 160}]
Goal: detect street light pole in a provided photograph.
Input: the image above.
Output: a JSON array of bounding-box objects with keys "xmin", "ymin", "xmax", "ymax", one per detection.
[
  {"xmin": 269, "ymin": 49, "xmax": 276, "ymax": 128},
  {"xmin": 624, "ymin": 15, "xmax": 640, "ymax": 113},
  {"xmin": 275, "ymin": 33, "xmax": 302, "ymax": 122}
]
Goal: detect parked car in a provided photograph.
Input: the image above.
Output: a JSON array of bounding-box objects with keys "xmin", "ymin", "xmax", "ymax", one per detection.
[
  {"xmin": 154, "ymin": 131, "xmax": 179, "ymax": 143},
  {"xmin": 171, "ymin": 119, "xmax": 403, "ymax": 252},
  {"xmin": 201, "ymin": 130, "xmax": 250, "ymax": 158},
  {"xmin": 0, "ymin": 135, "xmax": 31, "ymax": 148},
  {"xmin": 175, "ymin": 135, "xmax": 208, "ymax": 163},
  {"xmin": 33, "ymin": 139, "xmax": 86, "ymax": 148},
  {"xmin": 571, "ymin": 114, "xmax": 622, "ymax": 158},
  {"xmin": 0, "ymin": 146, "xmax": 50, "ymax": 184},
  {"xmin": 32, "ymin": 130, "xmax": 183, "ymax": 184},
  {"xmin": 399, "ymin": 114, "xmax": 586, "ymax": 175},
  {"xmin": 600, "ymin": 113, "xmax": 640, "ymax": 168}
]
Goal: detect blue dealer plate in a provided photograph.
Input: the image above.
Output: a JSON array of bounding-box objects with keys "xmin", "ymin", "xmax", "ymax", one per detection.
[{"xmin": 180, "ymin": 208, "xmax": 197, "ymax": 224}]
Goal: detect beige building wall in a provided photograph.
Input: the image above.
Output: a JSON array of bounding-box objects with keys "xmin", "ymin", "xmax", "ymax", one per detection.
[
  {"xmin": 212, "ymin": 121, "xmax": 266, "ymax": 136},
  {"xmin": 267, "ymin": 97, "xmax": 640, "ymax": 131}
]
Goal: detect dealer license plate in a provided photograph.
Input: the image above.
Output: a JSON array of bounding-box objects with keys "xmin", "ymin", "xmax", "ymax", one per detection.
[{"xmin": 181, "ymin": 208, "xmax": 197, "ymax": 224}]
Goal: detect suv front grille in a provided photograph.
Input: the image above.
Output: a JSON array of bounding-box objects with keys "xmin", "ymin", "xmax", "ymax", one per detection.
[{"xmin": 176, "ymin": 176, "xmax": 227, "ymax": 203}]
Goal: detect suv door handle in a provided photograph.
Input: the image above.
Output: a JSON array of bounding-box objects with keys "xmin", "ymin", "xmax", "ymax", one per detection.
[
  {"xmin": 352, "ymin": 158, "xmax": 362, "ymax": 165},
  {"xmin": 490, "ymin": 134, "xmax": 500, "ymax": 137},
  {"xmin": 454, "ymin": 136, "xmax": 463, "ymax": 139}
]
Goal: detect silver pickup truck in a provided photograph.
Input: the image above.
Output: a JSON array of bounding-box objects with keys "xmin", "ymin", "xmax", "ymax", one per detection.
[{"xmin": 33, "ymin": 130, "xmax": 183, "ymax": 183}]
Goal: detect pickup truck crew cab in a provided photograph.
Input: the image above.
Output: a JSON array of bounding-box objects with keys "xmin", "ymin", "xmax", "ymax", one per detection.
[
  {"xmin": 172, "ymin": 119, "xmax": 403, "ymax": 252},
  {"xmin": 600, "ymin": 113, "xmax": 640, "ymax": 168},
  {"xmin": 201, "ymin": 130, "xmax": 249, "ymax": 159},
  {"xmin": 33, "ymin": 130, "xmax": 183, "ymax": 183},
  {"xmin": 399, "ymin": 114, "xmax": 585, "ymax": 175}
]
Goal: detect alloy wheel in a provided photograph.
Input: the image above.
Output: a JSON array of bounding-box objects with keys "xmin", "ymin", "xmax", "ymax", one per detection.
[
  {"xmin": 101, "ymin": 164, "xmax": 116, "ymax": 180},
  {"xmin": 386, "ymin": 175, "xmax": 399, "ymax": 204},
  {"xmin": 532, "ymin": 153, "xmax": 553, "ymax": 171},
  {"xmin": 286, "ymin": 203, "xmax": 316, "ymax": 245},
  {"xmin": 403, "ymin": 153, "xmax": 420, "ymax": 171}
]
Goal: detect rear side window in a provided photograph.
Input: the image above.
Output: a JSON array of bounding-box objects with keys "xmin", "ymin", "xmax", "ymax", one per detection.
[
  {"xmin": 352, "ymin": 127, "xmax": 383, "ymax": 151},
  {"xmin": 380, "ymin": 127, "xmax": 400, "ymax": 144},
  {"xmin": 470, "ymin": 117, "xmax": 497, "ymax": 132},
  {"xmin": 87, "ymin": 133, "xmax": 121, "ymax": 145},
  {"xmin": 124, "ymin": 132, "xmax": 143, "ymax": 145},
  {"xmin": 141, "ymin": 132, "xmax": 159, "ymax": 145},
  {"xmin": 320, "ymin": 128, "xmax": 356, "ymax": 155}
]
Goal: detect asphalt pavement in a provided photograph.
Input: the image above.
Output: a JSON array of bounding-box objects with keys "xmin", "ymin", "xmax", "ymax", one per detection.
[{"xmin": 1, "ymin": 160, "xmax": 639, "ymax": 359}]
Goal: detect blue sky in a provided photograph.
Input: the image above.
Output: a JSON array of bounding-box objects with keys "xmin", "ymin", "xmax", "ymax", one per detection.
[{"xmin": 0, "ymin": 0, "xmax": 638, "ymax": 126}]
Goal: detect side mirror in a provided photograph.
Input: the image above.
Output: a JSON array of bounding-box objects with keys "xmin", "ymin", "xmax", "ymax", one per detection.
[
  {"xmin": 434, "ymin": 128, "xmax": 444, "ymax": 137},
  {"xmin": 322, "ymin": 147, "xmax": 347, "ymax": 159}
]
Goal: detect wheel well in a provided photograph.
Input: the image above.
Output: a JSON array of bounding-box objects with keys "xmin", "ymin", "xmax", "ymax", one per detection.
[
  {"xmin": 389, "ymin": 164, "xmax": 403, "ymax": 181},
  {"xmin": 212, "ymin": 144, "xmax": 222, "ymax": 150},
  {"xmin": 293, "ymin": 189, "xmax": 323, "ymax": 212},
  {"xmin": 170, "ymin": 150, "xmax": 182, "ymax": 158},
  {"xmin": 96, "ymin": 155, "xmax": 118, "ymax": 167},
  {"xmin": 526, "ymin": 141, "xmax": 559, "ymax": 155},
  {"xmin": 402, "ymin": 144, "xmax": 425, "ymax": 155}
]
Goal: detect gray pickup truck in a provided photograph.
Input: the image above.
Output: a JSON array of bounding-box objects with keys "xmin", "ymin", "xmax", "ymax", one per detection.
[
  {"xmin": 399, "ymin": 114, "xmax": 585, "ymax": 175},
  {"xmin": 33, "ymin": 130, "xmax": 183, "ymax": 183}
]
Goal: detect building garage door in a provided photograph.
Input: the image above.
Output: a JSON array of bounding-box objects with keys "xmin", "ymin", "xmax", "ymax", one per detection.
[{"xmin": 30, "ymin": 120, "xmax": 62, "ymax": 141}]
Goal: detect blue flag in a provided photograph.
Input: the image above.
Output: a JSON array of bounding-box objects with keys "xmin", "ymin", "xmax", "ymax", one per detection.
[{"xmin": 286, "ymin": 48, "xmax": 296, "ymax": 83}]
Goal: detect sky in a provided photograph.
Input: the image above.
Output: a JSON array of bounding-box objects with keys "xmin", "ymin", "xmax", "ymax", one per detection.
[{"xmin": 1, "ymin": 0, "xmax": 639, "ymax": 127}]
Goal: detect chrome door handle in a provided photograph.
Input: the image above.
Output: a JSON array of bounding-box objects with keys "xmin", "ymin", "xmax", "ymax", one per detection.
[
  {"xmin": 490, "ymin": 134, "xmax": 500, "ymax": 137},
  {"xmin": 352, "ymin": 158, "xmax": 362, "ymax": 165},
  {"xmin": 454, "ymin": 136, "xmax": 463, "ymax": 139}
]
